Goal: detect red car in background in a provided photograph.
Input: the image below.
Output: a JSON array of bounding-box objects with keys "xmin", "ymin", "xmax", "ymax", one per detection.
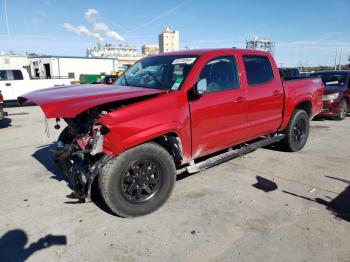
[
  {"xmin": 309, "ymin": 70, "xmax": 350, "ymax": 120},
  {"xmin": 0, "ymin": 90, "xmax": 7, "ymax": 121}
]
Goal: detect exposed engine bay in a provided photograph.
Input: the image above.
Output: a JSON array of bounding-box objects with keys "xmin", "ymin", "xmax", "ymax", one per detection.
[
  {"xmin": 52, "ymin": 98, "xmax": 145, "ymax": 200},
  {"xmin": 53, "ymin": 107, "xmax": 110, "ymax": 200}
]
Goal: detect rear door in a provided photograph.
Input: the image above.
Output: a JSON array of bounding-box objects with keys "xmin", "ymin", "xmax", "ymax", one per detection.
[
  {"xmin": 0, "ymin": 70, "xmax": 14, "ymax": 101},
  {"xmin": 189, "ymin": 55, "xmax": 248, "ymax": 158},
  {"xmin": 242, "ymin": 55, "xmax": 284, "ymax": 139}
]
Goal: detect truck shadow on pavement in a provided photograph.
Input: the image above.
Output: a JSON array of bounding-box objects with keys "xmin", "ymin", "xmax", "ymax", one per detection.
[
  {"xmin": 32, "ymin": 144, "xmax": 69, "ymax": 184},
  {"xmin": 283, "ymin": 176, "xmax": 350, "ymax": 223},
  {"xmin": 0, "ymin": 118, "xmax": 12, "ymax": 129},
  {"xmin": 0, "ymin": 229, "xmax": 67, "ymax": 262},
  {"xmin": 32, "ymin": 144, "xmax": 116, "ymax": 216}
]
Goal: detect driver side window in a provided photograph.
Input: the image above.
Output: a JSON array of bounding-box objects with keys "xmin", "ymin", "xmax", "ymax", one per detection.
[{"xmin": 198, "ymin": 56, "xmax": 239, "ymax": 93}]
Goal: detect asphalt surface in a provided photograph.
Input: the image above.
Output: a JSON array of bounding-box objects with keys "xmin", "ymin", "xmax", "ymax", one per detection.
[{"xmin": 0, "ymin": 106, "xmax": 349, "ymax": 262}]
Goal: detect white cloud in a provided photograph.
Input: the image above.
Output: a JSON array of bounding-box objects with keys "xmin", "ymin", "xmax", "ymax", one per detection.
[
  {"xmin": 84, "ymin": 9, "xmax": 98, "ymax": 23},
  {"xmin": 63, "ymin": 22, "xmax": 103, "ymax": 41},
  {"xmin": 106, "ymin": 31, "xmax": 124, "ymax": 41},
  {"xmin": 94, "ymin": 22, "xmax": 109, "ymax": 32}
]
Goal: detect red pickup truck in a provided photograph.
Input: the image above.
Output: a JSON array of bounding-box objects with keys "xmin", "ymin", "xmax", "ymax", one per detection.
[{"xmin": 19, "ymin": 49, "xmax": 323, "ymax": 217}]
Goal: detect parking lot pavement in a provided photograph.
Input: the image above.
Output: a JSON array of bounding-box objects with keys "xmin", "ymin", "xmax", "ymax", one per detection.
[{"xmin": 0, "ymin": 106, "xmax": 349, "ymax": 262}]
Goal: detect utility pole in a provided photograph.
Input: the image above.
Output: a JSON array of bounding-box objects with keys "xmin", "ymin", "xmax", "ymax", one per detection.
[
  {"xmin": 334, "ymin": 48, "xmax": 338, "ymax": 70},
  {"xmin": 337, "ymin": 48, "xmax": 342, "ymax": 70}
]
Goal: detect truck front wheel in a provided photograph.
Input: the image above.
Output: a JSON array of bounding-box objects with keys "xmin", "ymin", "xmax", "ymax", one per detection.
[
  {"xmin": 98, "ymin": 142, "xmax": 176, "ymax": 217},
  {"xmin": 280, "ymin": 109, "xmax": 310, "ymax": 152}
]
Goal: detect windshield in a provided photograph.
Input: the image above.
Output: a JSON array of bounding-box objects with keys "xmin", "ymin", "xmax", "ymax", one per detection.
[
  {"xmin": 309, "ymin": 72, "xmax": 347, "ymax": 86},
  {"xmin": 116, "ymin": 55, "xmax": 197, "ymax": 90}
]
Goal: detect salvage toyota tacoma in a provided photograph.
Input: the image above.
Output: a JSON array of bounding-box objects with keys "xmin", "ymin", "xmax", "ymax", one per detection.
[{"xmin": 19, "ymin": 49, "xmax": 323, "ymax": 217}]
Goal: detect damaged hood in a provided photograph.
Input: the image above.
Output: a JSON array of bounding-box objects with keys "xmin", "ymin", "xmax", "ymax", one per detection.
[{"xmin": 18, "ymin": 84, "xmax": 167, "ymax": 118}]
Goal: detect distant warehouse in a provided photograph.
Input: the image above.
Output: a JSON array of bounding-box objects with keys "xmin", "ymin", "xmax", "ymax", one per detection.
[{"xmin": 27, "ymin": 55, "xmax": 119, "ymax": 81}]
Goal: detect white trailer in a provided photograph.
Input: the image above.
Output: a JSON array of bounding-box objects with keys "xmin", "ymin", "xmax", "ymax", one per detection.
[{"xmin": 28, "ymin": 56, "xmax": 119, "ymax": 81}]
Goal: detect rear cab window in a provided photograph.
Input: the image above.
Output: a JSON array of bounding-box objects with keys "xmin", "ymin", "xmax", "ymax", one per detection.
[{"xmin": 243, "ymin": 55, "xmax": 274, "ymax": 86}]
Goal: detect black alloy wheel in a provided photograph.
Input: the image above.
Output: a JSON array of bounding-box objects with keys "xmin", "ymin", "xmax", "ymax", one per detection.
[
  {"xmin": 292, "ymin": 117, "xmax": 307, "ymax": 146},
  {"xmin": 99, "ymin": 142, "xmax": 176, "ymax": 217},
  {"xmin": 120, "ymin": 159, "xmax": 163, "ymax": 203}
]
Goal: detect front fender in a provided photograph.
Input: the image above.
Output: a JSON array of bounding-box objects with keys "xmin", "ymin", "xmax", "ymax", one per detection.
[{"xmin": 97, "ymin": 92, "xmax": 192, "ymax": 162}]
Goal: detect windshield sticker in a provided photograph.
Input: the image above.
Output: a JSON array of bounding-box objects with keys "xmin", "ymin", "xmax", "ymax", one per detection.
[
  {"xmin": 171, "ymin": 77, "xmax": 184, "ymax": 90},
  {"xmin": 172, "ymin": 57, "xmax": 197, "ymax": 65}
]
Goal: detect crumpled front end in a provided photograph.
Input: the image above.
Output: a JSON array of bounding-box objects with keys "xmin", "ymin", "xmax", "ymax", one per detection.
[{"xmin": 53, "ymin": 111, "xmax": 112, "ymax": 200}]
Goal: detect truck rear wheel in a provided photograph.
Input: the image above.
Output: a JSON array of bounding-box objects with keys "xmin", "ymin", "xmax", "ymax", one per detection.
[
  {"xmin": 98, "ymin": 142, "xmax": 176, "ymax": 217},
  {"xmin": 280, "ymin": 109, "xmax": 310, "ymax": 152}
]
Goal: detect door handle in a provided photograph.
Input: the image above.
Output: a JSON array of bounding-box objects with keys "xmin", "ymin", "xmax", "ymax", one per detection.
[
  {"xmin": 272, "ymin": 90, "xmax": 280, "ymax": 96},
  {"xmin": 5, "ymin": 83, "xmax": 11, "ymax": 86},
  {"xmin": 233, "ymin": 97, "xmax": 246, "ymax": 103}
]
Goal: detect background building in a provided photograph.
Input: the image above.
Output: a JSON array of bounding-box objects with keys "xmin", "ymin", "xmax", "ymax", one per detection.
[
  {"xmin": 246, "ymin": 36, "xmax": 275, "ymax": 55},
  {"xmin": 87, "ymin": 43, "xmax": 143, "ymax": 65},
  {"xmin": 142, "ymin": 44, "xmax": 159, "ymax": 56},
  {"xmin": 0, "ymin": 54, "xmax": 29, "ymax": 69},
  {"xmin": 159, "ymin": 26, "xmax": 179, "ymax": 53}
]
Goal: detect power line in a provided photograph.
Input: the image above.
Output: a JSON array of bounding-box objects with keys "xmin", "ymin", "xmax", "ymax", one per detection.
[{"xmin": 3, "ymin": 0, "xmax": 11, "ymax": 49}]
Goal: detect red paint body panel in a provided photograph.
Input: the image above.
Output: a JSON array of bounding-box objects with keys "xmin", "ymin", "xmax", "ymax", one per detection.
[
  {"xmin": 18, "ymin": 84, "xmax": 167, "ymax": 118},
  {"xmin": 20, "ymin": 49, "xmax": 323, "ymax": 164},
  {"xmin": 240, "ymin": 54, "xmax": 285, "ymax": 139},
  {"xmin": 279, "ymin": 78, "xmax": 323, "ymax": 131},
  {"xmin": 97, "ymin": 92, "xmax": 192, "ymax": 162}
]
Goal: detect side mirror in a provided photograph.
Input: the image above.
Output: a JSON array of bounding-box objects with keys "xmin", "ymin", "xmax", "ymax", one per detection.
[{"xmin": 194, "ymin": 78, "xmax": 207, "ymax": 96}]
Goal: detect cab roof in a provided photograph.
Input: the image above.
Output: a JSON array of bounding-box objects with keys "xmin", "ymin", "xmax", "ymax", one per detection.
[{"xmin": 153, "ymin": 48, "xmax": 270, "ymax": 57}]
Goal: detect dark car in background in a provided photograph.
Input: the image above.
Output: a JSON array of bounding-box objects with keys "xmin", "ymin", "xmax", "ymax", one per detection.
[
  {"xmin": 309, "ymin": 71, "xmax": 350, "ymax": 120},
  {"xmin": 279, "ymin": 67, "xmax": 300, "ymax": 80}
]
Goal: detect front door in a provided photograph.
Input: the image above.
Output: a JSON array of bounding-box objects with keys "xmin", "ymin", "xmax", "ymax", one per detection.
[{"xmin": 189, "ymin": 55, "xmax": 248, "ymax": 159}]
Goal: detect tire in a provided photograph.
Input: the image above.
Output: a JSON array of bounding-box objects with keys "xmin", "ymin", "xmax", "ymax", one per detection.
[
  {"xmin": 334, "ymin": 99, "xmax": 347, "ymax": 121},
  {"xmin": 280, "ymin": 109, "xmax": 310, "ymax": 152},
  {"xmin": 98, "ymin": 142, "xmax": 176, "ymax": 217}
]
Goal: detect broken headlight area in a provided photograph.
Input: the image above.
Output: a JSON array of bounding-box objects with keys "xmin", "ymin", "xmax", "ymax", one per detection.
[{"xmin": 53, "ymin": 111, "xmax": 111, "ymax": 200}]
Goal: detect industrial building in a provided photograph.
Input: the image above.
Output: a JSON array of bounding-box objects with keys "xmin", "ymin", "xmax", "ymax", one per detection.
[
  {"xmin": 246, "ymin": 36, "xmax": 275, "ymax": 55},
  {"xmin": 0, "ymin": 54, "xmax": 29, "ymax": 69},
  {"xmin": 142, "ymin": 44, "xmax": 159, "ymax": 56},
  {"xmin": 159, "ymin": 26, "xmax": 179, "ymax": 53},
  {"xmin": 86, "ymin": 43, "xmax": 143, "ymax": 65}
]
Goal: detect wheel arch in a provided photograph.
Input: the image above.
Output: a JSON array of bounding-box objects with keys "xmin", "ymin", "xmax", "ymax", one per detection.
[
  {"xmin": 294, "ymin": 100, "xmax": 312, "ymax": 117},
  {"xmin": 151, "ymin": 132, "xmax": 184, "ymax": 166},
  {"xmin": 279, "ymin": 97, "xmax": 312, "ymax": 131}
]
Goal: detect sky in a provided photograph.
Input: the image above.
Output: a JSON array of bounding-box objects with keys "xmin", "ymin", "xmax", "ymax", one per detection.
[{"xmin": 0, "ymin": 0, "xmax": 349, "ymax": 67}]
